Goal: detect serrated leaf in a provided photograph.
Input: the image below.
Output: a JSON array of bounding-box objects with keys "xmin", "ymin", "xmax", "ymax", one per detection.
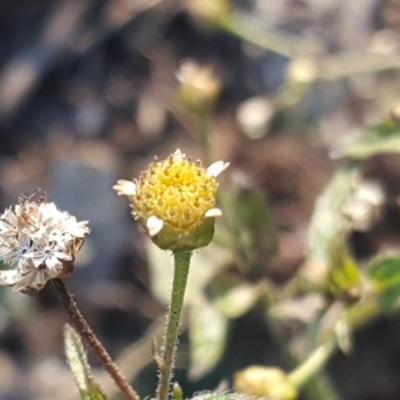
[
  {"xmin": 64, "ymin": 324, "xmax": 107, "ymax": 400},
  {"xmin": 210, "ymin": 274, "xmax": 262, "ymax": 318},
  {"xmin": 188, "ymin": 297, "xmax": 229, "ymax": 380},
  {"xmin": 336, "ymin": 121, "xmax": 400, "ymax": 160}
]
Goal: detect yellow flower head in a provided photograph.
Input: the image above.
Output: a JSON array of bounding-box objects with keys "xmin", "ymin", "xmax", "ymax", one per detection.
[{"xmin": 114, "ymin": 149, "xmax": 229, "ymax": 252}]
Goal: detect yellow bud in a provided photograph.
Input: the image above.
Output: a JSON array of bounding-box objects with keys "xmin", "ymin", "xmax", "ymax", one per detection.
[
  {"xmin": 287, "ymin": 58, "xmax": 318, "ymax": 86},
  {"xmin": 234, "ymin": 366, "xmax": 297, "ymax": 400},
  {"xmin": 177, "ymin": 61, "xmax": 221, "ymax": 117}
]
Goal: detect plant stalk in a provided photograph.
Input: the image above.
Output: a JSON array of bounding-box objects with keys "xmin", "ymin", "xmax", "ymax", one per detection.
[
  {"xmin": 288, "ymin": 296, "xmax": 379, "ymax": 390},
  {"xmin": 52, "ymin": 278, "xmax": 140, "ymax": 400},
  {"xmin": 288, "ymin": 339, "xmax": 336, "ymax": 389},
  {"xmin": 156, "ymin": 250, "xmax": 192, "ymax": 400}
]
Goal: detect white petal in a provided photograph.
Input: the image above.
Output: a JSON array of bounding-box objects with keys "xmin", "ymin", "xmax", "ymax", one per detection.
[
  {"xmin": 146, "ymin": 216, "xmax": 164, "ymax": 237},
  {"xmin": 205, "ymin": 208, "xmax": 222, "ymax": 218},
  {"xmin": 0, "ymin": 219, "xmax": 14, "ymax": 232},
  {"xmin": 45, "ymin": 257, "xmax": 64, "ymax": 271},
  {"xmin": 0, "ymin": 270, "xmax": 20, "ymax": 286},
  {"xmin": 113, "ymin": 180, "xmax": 137, "ymax": 196},
  {"xmin": 173, "ymin": 149, "xmax": 185, "ymax": 160},
  {"xmin": 20, "ymin": 233, "xmax": 31, "ymax": 248},
  {"xmin": 41, "ymin": 202, "xmax": 58, "ymax": 217},
  {"xmin": 33, "ymin": 269, "xmax": 47, "ymax": 286},
  {"xmin": 12, "ymin": 271, "xmax": 36, "ymax": 292},
  {"xmin": 207, "ymin": 161, "xmax": 229, "ymax": 177}
]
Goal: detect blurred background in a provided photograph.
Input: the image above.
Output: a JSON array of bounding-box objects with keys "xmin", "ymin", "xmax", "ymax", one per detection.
[{"xmin": 1, "ymin": 0, "xmax": 400, "ymax": 399}]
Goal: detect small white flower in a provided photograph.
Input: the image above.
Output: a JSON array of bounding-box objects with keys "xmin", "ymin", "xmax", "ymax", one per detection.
[
  {"xmin": 32, "ymin": 238, "xmax": 71, "ymax": 271},
  {"xmin": 5, "ymin": 233, "xmax": 34, "ymax": 268},
  {"xmin": 0, "ymin": 193, "xmax": 90, "ymax": 295}
]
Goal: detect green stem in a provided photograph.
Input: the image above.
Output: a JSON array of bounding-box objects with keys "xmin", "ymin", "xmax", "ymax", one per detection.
[
  {"xmin": 288, "ymin": 339, "xmax": 336, "ymax": 389},
  {"xmin": 288, "ymin": 296, "xmax": 379, "ymax": 390},
  {"xmin": 156, "ymin": 250, "xmax": 192, "ymax": 400}
]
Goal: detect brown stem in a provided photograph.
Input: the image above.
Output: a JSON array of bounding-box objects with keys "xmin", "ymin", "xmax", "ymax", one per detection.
[{"xmin": 52, "ymin": 278, "xmax": 140, "ymax": 400}]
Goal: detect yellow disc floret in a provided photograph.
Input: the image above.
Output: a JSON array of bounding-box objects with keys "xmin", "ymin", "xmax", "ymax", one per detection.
[
  {"xmin": 134, "ymin": 155, "xmax": 217, "ymax": 229},
  {"xmin": 114, "ymin": 149, "xmax": 228, "ymax": 252}
]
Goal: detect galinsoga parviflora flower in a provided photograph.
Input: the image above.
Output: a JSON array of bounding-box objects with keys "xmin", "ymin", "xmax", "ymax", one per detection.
[
  {"xmin": 114, "ymin": 149, "xmax": 229, "ymax": 252},
  {"xmin": 0, "ymin": 193, "xmax": 90, "ymax": 296}
]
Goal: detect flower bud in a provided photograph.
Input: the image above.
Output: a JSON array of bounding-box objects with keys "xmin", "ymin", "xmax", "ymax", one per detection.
[
  {"xmin": 176, "ymin": 61, "xmax": 221, "ymax": 117},
  {"xmin": 234, "ymin": 365, "xmax": 297, "ymax": 400}
]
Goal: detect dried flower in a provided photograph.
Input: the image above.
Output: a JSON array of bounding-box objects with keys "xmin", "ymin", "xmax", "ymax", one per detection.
[
  {"xmin": 114, "ymin": 149, "xmax": 228, "ymax": 252},
  {"xmin": 0, "ymin": 193, "xmax": 90, "ymax": 295},
  {"xmin": 341, "ymin": 179, "xmax": 385, "ymax": 232}
]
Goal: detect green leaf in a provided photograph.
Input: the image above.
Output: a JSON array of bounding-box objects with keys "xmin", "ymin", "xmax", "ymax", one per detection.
[
  {"xmin": 220, "ymin": 188, "xmax": 277, "ymax": 271},
  {"xmin": 210, "ymin": 274, "xmax": 263, "ymax": 318},
  {"xmin": 369, "ymin": 256, "xmax": 400, "ymax": 289},
  {"xmin": 369, "ymin": 255, "xmax": 400, "ymax": 313},
  {"xmin": 378, "ymin": 286, "xmax": 400, "ymax": 314},
  {"xmin": 188, "ymin": 297, "xmax": 229, "ymax": 380},
  {"xmin": 305, "ymin": 166, "xmax": 357, "ymax": 287},
  {"xmin": 336, "ymin": 121, "xmax": 400, "ymax": 160},
  {"xmin": 64, "ymin": 324, "xmax": 107, "ymax": 400}
]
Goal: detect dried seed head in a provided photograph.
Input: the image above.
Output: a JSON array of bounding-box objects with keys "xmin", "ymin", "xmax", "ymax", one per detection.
[{"xmin": 0, "ymin": 193, "xmax": 90, "ymax": 296}]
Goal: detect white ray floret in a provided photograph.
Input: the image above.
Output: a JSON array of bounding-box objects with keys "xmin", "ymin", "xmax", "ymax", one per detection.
[
  {"xmin": 207, "ymin": 161, "xmax": 230, "ymax": 177},
  {"xmin": 113, "ymin": 180, "xmax": 137, "ymax": 196},
  {"xmin": 146, "ymin": 216, "xmax": 164, "ymax": 237},
  {"xmin": 205, "ymin": 208, "xmax": 222, "ymax": 218}
]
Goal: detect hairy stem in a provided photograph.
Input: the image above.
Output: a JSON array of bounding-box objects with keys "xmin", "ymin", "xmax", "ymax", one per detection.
[
  {"xmin": 157, "ymin": 250, "xmax": 192, "ymax": 400},
  {"xmin": 52, "ymin": 278, "xmax": 140, "ymax": 400}
]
